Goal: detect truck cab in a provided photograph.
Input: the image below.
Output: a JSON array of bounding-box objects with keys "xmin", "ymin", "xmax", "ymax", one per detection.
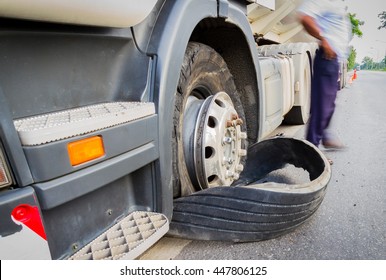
[{"xmin": 0, "ymin": 0, "xmax": 330, "ymax": 260}]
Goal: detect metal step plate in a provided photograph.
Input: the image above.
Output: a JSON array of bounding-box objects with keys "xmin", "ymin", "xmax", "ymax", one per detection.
[
  {"xmin": 14, "ymin": 102, "xmax": 155, "ymax": 146},
  {"xmin": 69, "ymin": 211, "xmax": 169, "ymax": 260}
]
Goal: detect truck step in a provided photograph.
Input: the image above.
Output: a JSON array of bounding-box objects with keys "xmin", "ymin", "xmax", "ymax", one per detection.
[
  {"xmin": 14, "ymin": 102, "xmax": 155, "ymax": 146},
  {"xmin": 68, "ymin": 211, "xmax": 169, "ymax": 260}
]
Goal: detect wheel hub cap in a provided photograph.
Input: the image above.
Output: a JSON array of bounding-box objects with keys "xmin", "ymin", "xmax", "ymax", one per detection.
[{"xmin": 183, "ymin": 92, "xmax": 247, "ymax": 190}]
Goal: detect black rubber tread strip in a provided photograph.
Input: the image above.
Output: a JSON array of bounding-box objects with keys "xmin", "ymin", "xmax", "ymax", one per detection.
[
  {"xmin": 169, "ymin": 185, "xmax": 327, "ymax": 241},
  {"xmin": 171, "ymin": 205, "xmax": 320, "ymax": 232},
  {"xmin": 172, "ymin": 197, "xmax": 323, "ymax": 224},
  {"xmin": 168, "ymin": 213, "xmax": 316, "ymax": 242}
]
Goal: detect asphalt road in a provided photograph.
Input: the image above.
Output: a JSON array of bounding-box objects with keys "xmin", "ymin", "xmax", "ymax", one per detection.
[{"xmin": 141, "ymin": 70, "xmax": 386, "ymax": 260}]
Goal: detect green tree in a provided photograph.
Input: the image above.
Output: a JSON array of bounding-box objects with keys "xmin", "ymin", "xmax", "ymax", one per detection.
[
  {"xmin": 348, "ymin": 47, "xmax": 357, "ymax": 70},
  {"xmin": 362, "ymin": 56, "xmax": 374, "ymax": 70},
  {"xmin": 380, "ymin": 54, "xmax": 386, "ymax": 70},
  {"xmin": 378, "ymin": 11, "xmax": 386, "ymax": 29},
  {"xmin": 348, "ymin": 13, "xmax": 364, "ymax": 67},
  {"xmin": 349, "ymin": 13, "xmax": 364, "ymax": 37}
]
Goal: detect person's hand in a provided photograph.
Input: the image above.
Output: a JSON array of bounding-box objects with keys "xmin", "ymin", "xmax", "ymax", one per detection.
[{"xmin": 320, "ymin": 38, "xmax": 337, "ymax": 60}]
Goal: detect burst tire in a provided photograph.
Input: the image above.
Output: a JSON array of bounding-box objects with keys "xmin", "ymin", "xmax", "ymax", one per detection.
[{"xmin": 168, "ymin": 138, "xmax": 331, "ymax": 242}]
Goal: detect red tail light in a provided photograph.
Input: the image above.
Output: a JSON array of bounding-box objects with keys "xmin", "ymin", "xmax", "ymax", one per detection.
[{"xmin": 12, "ymin": 204, "xmax": 47, "ymax": 240}]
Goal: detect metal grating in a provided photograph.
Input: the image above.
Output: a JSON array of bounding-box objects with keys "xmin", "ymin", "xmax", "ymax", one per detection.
[
  {"xmin": 0, "ymin": 149, "xmax": 12, "ymax": 188},
  {"xmin": 69, "ymin": 211, "xmax": 169, "ymax": 260},
  {"xmin": 14, "ymin": 102, "xmax": 155, "ymax": 146}
]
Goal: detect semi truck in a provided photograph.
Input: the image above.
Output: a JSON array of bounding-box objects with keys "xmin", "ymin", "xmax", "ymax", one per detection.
[{"xmin": 0, "ymin": 0, "xmax": 331, "ymax": 260}]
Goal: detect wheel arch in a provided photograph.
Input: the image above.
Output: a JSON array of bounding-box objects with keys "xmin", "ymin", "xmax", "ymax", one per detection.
[
  {"xmin": 148, "ymin": 1, "xmax": 262, "ymax": 143},
  {"xmin": 190, "ymin": 18, "xmax": 261, "ymax": 144}
]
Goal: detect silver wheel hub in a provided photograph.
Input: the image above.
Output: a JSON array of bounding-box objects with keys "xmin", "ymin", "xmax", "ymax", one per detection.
[{"xmin": 183, "ymin": 91, "xmax": 247, "ymax": 189}]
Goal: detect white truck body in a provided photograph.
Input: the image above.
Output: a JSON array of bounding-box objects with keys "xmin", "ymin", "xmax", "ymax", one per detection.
[{"xmin": 0, "ymin": 0, "xmax": 158, "ymax": 28}]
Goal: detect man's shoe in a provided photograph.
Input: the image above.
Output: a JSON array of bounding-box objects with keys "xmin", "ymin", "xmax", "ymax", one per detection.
[{"xmin": 322, "ymin": 139, "xmax": 346, "ymax": 150}]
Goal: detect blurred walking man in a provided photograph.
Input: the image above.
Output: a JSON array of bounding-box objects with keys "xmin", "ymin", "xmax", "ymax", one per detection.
[{"xmin": 298, "ymin": 0, "xmax": 352, "ymax": 150}]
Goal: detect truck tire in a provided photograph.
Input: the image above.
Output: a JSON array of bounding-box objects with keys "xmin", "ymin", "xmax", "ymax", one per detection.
[
  {"xmin": 170, "ymin": 186, "xmax": 326, "ymax": 241},
  {"xmin": 168, "ymin": 137, "xmax": 331, "ymax": 242},
  {"xmin": 284, "ymin": 53, "xmax": 312, "ymax": 125},
  {"xmin": 173, "ymin": 42, "xmax": 247, "ymax": 197}
]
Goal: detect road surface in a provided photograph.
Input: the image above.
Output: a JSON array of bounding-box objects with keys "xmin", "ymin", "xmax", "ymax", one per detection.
[{"xmin": 141, "ymin": 70, "xmax": 386, "ymax": 260}]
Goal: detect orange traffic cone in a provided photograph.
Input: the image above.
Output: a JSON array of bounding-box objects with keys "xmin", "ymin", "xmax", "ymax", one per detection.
[
  {"xmin": 353, "ymin": 69, "xmax": 357, "ymax": 80},
  {"xmin": 348, "ymin": 73, "xmax": 354, "ymax": 84}
]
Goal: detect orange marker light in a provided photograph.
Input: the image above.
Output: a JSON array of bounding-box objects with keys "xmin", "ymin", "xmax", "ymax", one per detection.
[{"xmin": 68, "ymin": 136, "xmax": 105, "ymax": 166}]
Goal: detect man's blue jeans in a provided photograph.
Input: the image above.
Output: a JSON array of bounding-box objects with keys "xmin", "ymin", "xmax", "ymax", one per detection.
[{"xmin": 306, "ymin": 48, "xmax": 339, "ymax": 146}]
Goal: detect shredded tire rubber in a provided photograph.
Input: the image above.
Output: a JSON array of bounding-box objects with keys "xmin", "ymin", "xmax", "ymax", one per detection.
[{"xmin": 168, "ymin": 138, "xmax": 331, "ymax": 242}]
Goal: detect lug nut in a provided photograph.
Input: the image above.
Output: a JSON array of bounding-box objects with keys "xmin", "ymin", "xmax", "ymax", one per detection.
[
  {"xmin": 226, "ymin": 170, "xmax": 234, "ymax": 178},
  {"xmin": 235, "ymin": 119, "xmax": 243, "ymax": 125},
  {"xmin": 233, "ymin": 173, "xmax": 240, "ymax": 180},
  {"xmin": 231, "ymin": 114, "xmax": 238, "ymax": 120},
  {"xmin": 239, "ymin": 132, "xmax": 247, "ymax": 139},
  {"xmin": 226, "ymin": 120, "xmax": 233, "ymax": 128},
  {"xmin": 236, "ymin": 164, "xmax": 244, "ymax": 172}
]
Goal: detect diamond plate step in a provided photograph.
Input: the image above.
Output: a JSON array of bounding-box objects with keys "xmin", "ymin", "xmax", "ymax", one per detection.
[
  {"xmin": 69, "ymin": 211, "xmax": 169, "ymax": 260},
  {"xmin": 14, "ymin": 102, "xmax": 155, "ymax": 146}
]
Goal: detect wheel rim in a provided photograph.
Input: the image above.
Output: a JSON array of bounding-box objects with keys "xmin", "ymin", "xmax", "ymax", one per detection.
[{"xmin": 183, "ymin": 91, "xmax": 247, "ymax": 190}]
